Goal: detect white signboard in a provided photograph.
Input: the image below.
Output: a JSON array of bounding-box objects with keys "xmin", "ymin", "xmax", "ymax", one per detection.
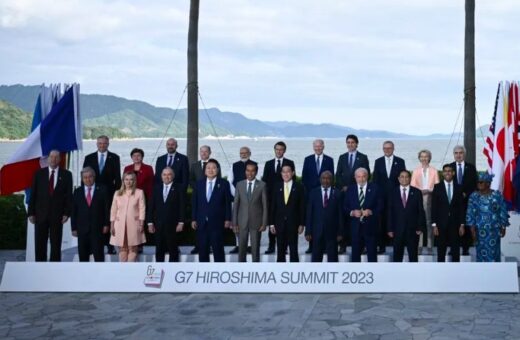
[{"xmin": 1, "ymin": 262, "xmax": 517, "ymax": 293}]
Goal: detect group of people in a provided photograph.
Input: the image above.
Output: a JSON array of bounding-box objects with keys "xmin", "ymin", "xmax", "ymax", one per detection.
[{"xmin": 27, "ymin": 134, "xmax": 509, "ymax": 264}]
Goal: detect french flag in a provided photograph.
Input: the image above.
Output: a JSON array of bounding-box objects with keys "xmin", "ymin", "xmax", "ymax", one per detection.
[{"xmin": 0, "ymin": 84, "xmax": 82, "ymax": 195}]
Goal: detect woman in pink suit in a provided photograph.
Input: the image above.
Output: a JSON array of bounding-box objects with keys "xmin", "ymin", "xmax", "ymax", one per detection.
[
  {"xmin": 110, "ymin": 172, "xmax": 146, "ymax": 262},
  {"xmin": 411, "ymin": 149, "xmax": 439, "ymax": 255}
]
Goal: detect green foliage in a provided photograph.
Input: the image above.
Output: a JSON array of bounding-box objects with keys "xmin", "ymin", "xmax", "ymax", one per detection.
[
  {"xmin": 0, "ymin": 100, "xmax": 32, "ymax": 139},
  {"xmin": 82, "ymin": 126, "xmax": 129, "ymax": 139},
  {"xmin": 0, "ymin": 194, "xmax": 27, "ymax": 249}
]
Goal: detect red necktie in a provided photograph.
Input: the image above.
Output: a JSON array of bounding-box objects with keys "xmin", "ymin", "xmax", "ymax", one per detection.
[
  {"xmin": 49, "ymin": 170, "xmax": 55, "ymax": 195},
  {"xmin": 323, "ymin": 188, "xmax": 329, "ymax": 207},
  {"xmin": 401, "ymin": 188, "xmax": 407, "ymax": 208},
  {"xmin": 86, "ymin": 187, "xmax": 92, "ymax": 207}
]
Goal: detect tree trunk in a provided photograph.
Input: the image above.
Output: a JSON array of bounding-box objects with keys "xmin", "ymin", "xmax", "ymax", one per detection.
[
  {"xmin": 187, "ymin": 0, "xmax": 199, "ymax": 164},
  {"xmin": 464, "ymin": 0, "xmax": 476, "ymax": 165}
]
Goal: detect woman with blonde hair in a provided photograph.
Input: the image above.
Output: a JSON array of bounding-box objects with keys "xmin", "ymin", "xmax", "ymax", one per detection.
[
  {"xmin": 110, "ymin": 171, "xmax": 146, "ymax": 262},
  {"xmin": 411, "ymin": 149, "xmax": 439, "ymax": 255}
]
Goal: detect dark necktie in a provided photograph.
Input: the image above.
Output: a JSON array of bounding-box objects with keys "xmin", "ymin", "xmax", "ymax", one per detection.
[
  {"xmin": 49, "ymin": 170, "xmax": 55, "ymax": 195},
  {"xmin": 323, "ymin": 188, "xmax": 329, "ymax": 207},
  {"xmin": 247, "ymin": 181, "xmax": 253, "ymax": 201},
  {"xmin": 349, "ymin": 153, "xmax": 354, "ymax": 169},
  {"xmin": 316, "ymin": 156, "xmax": 320, "ymax": 174},
  {"xmin": 457, "ymin": 164, "xmax": 463, "ymax": 185},
  {"xmin": 401, "ymin": 188, "xmax": 407, "ymax": 208},
  {"xmin": 86, "ymin": 186, "xmax": 92, "ymax": 207},
  {"xmin": 276, "ymin": 159, "xmax": 281, "ymax": 173},
  {"xmin": 447, "ymin": 183, "xmax": 452, "ymax": 203},
  {"xmin": 168, "ymin": 155, "xmax": 173, "ymax": 167}
]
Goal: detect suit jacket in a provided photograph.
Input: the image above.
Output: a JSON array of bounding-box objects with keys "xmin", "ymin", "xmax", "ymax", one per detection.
[
  {"xmin": 344, "ymin": 183, "xmax": 382, "ymax": 234},
  {"xmin": 335, "ymin": 151, "xmax": 370, "ymax": 189},
  {"xmin": 189, "ymin": 160, "xmax": 221, "ymax": 189},
  {"xmin": 154, "ymin": 152, "xmax": 189, "ymax": 191},
  {"xmin": 110, "ymin": 189, "xmax": 146, "ymax": 246},
  {"xmin": 372, "ymin": 155, "xmax": 406, "ymax": 195},
  {"xmin": 410, "ymin": 165, "xmax": 439, "ymax": 191},
  {"xmin": 262, "ymin": 158, "xmax": 296, "ymax": 194},
  {"xmin": 71, "ymin": 184, "xmax": 110, "ymax": 236},
  {"xmin": 431, "ymin": 182, "xmax": 465, "ymax": 229},
  {"xmin": 305, "ymin": 186, "xmax": 343, "ymax": 240},
  {"xmin": 449, "ymin": 161, "xmax": 477, "ymax": 203},
  {"xmin": 147, "ymin": 183, "xmax": 186, "ymax": 235},
  {"xmin": 123, "ymin": 163, "xmax": 154, "ymax": 199},
  {"xmin": 269, "ymin": 181, "xmax": 305, "ymax": 231},
  {"xmin": 191, "ymin": 177, "xmax": 232, "ymax": 229},
  {"xmin": 387, "ymin": 186, "xmax": 426, "ymax": 238},
  {"xmin": 301, "ymin": 154, "xmax": 334, "ymax": 195},
  {"xmin": 28, "ymin": 167, "xmax": 73, "ymax": 225},
  {"xmin": 232, "ymin": 179, "xmax": 268, "ymax": 230},
  {"xmin": 83, "ymin": 151, "xmax": 121, "ymax": 199}
]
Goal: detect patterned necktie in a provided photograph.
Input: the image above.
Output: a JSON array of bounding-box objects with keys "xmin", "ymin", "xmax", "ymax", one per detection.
[
  {"xmin": 168, "ymin": 155, "xmax": 173, "ymax": 167},
  {"xmin": 247, "ymin": 181, "xmax": 253, "ymax": 201},
  {"xmin": 457, "ymin": 163, "xmax": 463, "ymax": 185},
  {"xmin": 316, "ymin": 156, "xmax": 320, "ymax": 174},
  {"xmin": 447, "ymin": 183, "xmax": 452, "ymax": 203},
  {"xmin": 86, "ymin": 186, "xmax": 92, "ymax": 207},
  {"xmin": 49, "ymin": 170, "xmax": 55, "ymax": 195},
  {"xmin": 207, "ymin": 181, "xmax": 213, "ymax": 202},
  {"xmin": 276, "ymin": 159, "xmax": 281, "ymax": 173},
  {"xmin": 99, "ymin": 153, "xmax": 105, "ymax": 173},
  {"xmin": 284, "ymin": 183, "xmax": 289, "ymax": 204},
  {"xmin": 323, "ymin": 188, "xmax": 329, "ymax": 207},
  {"xmin": 359, "ymin": 186, "xmax": 365, "ymax": 208},
  {"xmin": 163, "ymin": 185, "xmax": 169, "ymax": 202},
  {"xmin": 401, "ymin": 188, "xmax": 407, "ymax": 208}
]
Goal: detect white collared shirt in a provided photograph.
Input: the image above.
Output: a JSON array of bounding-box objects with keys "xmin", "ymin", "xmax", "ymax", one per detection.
[
  {"xmin": 421, "ymin": 167, "xmax": 429, "ymax": 189},
  {"xmin": 246, "ymin": 179, "xmax": 256, "ymax": 192},
  {"xmin": 275, "ymin": 157, "xmax": 284, "ymax": 171},
  {"xmin": 385, "ymin": 155, "xmax": 394, "ymax": 177},
  {"xmin": 48, "ymin": 166, "xmax": 59, "ymax": 189}
]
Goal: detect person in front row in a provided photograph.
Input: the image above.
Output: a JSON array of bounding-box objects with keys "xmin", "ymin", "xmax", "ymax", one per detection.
[
  {"xmin": 269, "ymin": 164, "xmax": 305, "ymax": 262},
  {"xmin": 71, "ymin": 167, "xmax": 110, "ymax": 262},
  {"xmin": 431, "ymin": 164, "xmax": 465, "ymax": 262},
  {"xmin": 147, "ymin": 167, "xmax": 186, "ymax": 262},
  {"xmin": 191, "ymin": 159, "xmax": 233, "ymax": 262},
  {"xmin": 232, "ymin": 161, "xmax": 268, "ymax": 262},
  {"xmin": 387, "ymin": 170, "xmax": 425, "ymax": 262},
  {"xmin": 344, "ymin": 168, "xmax": 382, "ymax": 262},
  {"xmin": 110, "ymin": 172, "xmax": 146, "ymax": 262},
  {"xmin": 305, "ymin": 171, "xmax": 343, "ymax": 262}
]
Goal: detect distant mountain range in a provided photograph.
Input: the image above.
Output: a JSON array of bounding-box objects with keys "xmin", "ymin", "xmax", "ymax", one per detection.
[{"xmin": 0, "ymin": 84, "xmax": 488, "ymax": 139}]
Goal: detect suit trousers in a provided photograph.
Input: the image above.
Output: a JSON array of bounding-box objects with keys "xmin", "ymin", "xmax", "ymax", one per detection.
[
  {"xmin": 419, "ymin": 193, "xmax": 433, "ymax": 249},
  {"xmin": 276, "ymin": 225, "xmax": 299, "ymax": 262},
  {"xmin": 197, "ymin": 227, "xmax": 225, "ymax": 262},
  {"xmin": 78, "ymin": 232, "xmax": 105, "ymax": 262},
  {"xmin": 311, "ymin": 236, "xmax": 338, "ymax": 262},
  {"xmin": 393, "ymin": 233, "xmax": 419, "ymax": 262},
  {"xmin": 238, "ymin": 225, "xmax": 261, "ymax": 262},
  {"xmin": 35, "ymin": 221, "xmax": 63, "ymax": 262},
  {"xmin": 436, "ymin": 227, "xmax": 461, "ymax": 262},
  {"xmin": 154, "ymin": 228, "xmax": 179, "ymax": 262},
  {"xmin": 351, "ymin": 225, "xmax": 377, "ymax": 262}
]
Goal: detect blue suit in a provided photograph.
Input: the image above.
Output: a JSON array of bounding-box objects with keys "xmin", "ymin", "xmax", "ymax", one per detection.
[
  {"xmin": 301, "ymin": 154, "xmax": 334, "ymax": 197},
  {"xmin": 305, "ymin": 187, "xmax": 343, "ymax": 262},
  {"xmin": 191, "ymin": 177, "xmax": 232, "ymax": 262},
  {"xmin": 344, "ymin": 183, "xmax": 382, "ymax": 262}
]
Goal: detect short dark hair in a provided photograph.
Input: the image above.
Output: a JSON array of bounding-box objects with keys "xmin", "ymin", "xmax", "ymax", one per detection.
[
  {"xmin": 206, "ymin": 158, "xmax": 220, "ymax": 168},
  {"xmin": 281, "ymin": 163, "xmax": 295, "ymax": 172},
  {"xmin": 130, "ymin": 148, "xmax": 144, "ymax": 157},
  {"xmin": 442, "ymin": 164, "xmax": 455, "ymax": 171},
  {"xmin": 346, "ymin": 134, "xmax": 359, "ymax": 144},
  {"xmin": 399, "ymin": 169, "xmax": 411, "ymax": 177},
  {"xmin": 245, "ymin": 160, "xmax": 258, "ymax": 172},
  {"xmin": 274, "ymin": 141, "xmax": 287, "ymax": 150}
]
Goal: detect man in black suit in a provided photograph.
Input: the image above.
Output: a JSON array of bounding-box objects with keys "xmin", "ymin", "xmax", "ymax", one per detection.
[
  {"xmin": 147, "ymin": 167, "xmax": 186, "ymax": 262},
  {"xmin": 450, "ymin": 145, "xmax": 478, "ymax": 255},
  {"xmin": 431, "ymin": 164, "xmax": 466, "ymax": 262},
  {"xmin": 372, "ymin": 141, "xmax": 406, "ymax": 254},
  {"xmin": 335, "ymin": 134, "xmax": 370, "ymax": 254},
  {"xmin": 269, "ymin": 164, "xmax": 305, "ymax": 262},
  {"xmin": 28, "ymin": 150, "xmax": 73, "ymax": 262},
  {"xmin": 262, "ymin": 141, "xmax": 296, "ymax": 254},
  {"xmin": 71, "ymin": 167, "xmax": 110, "ymax": 262},
  {"xmin": 387, "ymin": 170, "xmax": 425, "ymax": 262},
  {"xmin": 154, "ymin": 138, "xmax": 189, "ymax": 191},
  {"xmin": 82, "ymin": 135, "xmax": 121, "ymax": 255}
]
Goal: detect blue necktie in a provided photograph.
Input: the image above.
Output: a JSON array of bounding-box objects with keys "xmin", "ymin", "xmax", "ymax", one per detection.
[
  {"xmin": 316, "ymin": 156, "xmax": 320, "ymax": 174},
  {"xmin": 447, "ymin": 183, "xmax": 452, "ymax": 203},
  {"xmin": 207, "ymin": 181, "xmax": 213, "ymax": 202},
  {"xmin": 349, "ymin": 153, "xmax": 353, "ymax": 169},
  {"xmin": 99, "ymin": 153, "xmax": 105, "ymax": 173},
  {"xmin": 457, "ymin": 164, "xmax": 463, "ymax": 185}
]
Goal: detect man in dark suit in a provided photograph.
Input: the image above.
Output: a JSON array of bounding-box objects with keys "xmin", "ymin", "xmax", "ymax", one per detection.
[
  {"xmin": 372, "ymin": 141, "xmax": 406, "ymax": 254},
  {"xmin": 262, "ymin": 141, "xmax": 295, "ymax": 254},
  {"xmin": 344, "ymin": 168, "xmax": 382, "ymax": 262},
  {"xmin": 305, "ymin": 171, "xmax": 343, "ymax": 262},
  {"xmin": 387, "ymin": 170, "xmax": 426, "ymax": 262},
  {"xmin": 269, "ymin": 164, "xmax": 305, "ymax": 262},
  {"xmin": 154, "ymin": 138, "xmax": 189, "ymax": 191},
  {"xmin": 71, "ymin": 167, "xmax": 110, "ymax": 262},
  {"xmin": 301, "ymin": 139, "xmax": 335, "ymax": 254},
  {"xmin": 335, "ymin": 134, "xmax": 370, "ymax": 254},
  {"xmin": 191, "ymin": 159, "xmax": 232, "ymax": 262},
  {"xmin": 450, "ymin": 145, "xmax": 477, "ymax": 255},
  {"xmin": 431, "ymin": 164, "xmax": 466, "ymax": 262},
  {"xmin": 147, "ymin": 167, "xmax": 186, "ymax": 262},
  {"xmin": 82, "ymin": 135, "xmax": 121, "ymax": 255},
  {"xmin": 28, "ymin": 150, "xmax": 73, "ymax": 262}
]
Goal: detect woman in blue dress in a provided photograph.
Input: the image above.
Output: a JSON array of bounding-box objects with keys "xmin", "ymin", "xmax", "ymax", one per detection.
[{"xmin": 466, "ymin": 173, "xmax": 509, "ymax": 262}]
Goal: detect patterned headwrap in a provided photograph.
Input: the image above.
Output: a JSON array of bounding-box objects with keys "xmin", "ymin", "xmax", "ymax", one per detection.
[{"xmin": 478, "ymin": 172, "xmax": 494, "ymax": 183}]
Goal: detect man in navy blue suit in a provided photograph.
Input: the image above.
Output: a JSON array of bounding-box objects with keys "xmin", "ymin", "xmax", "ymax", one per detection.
[
  {"xmin": 154, "ymin": 138, "xmax": 189, "ymax": 191},
  {"xmin": 305, "ymin": 171, "xmax": 343, "ymax": 262},
  {"xmin": 344, "ymin": 168, "xmax": 382, "ymax": 262},
  {"xmin": 301, "ymin": 139, "xmax": 335, "ymax": 254},
  {"xmin": 387, "ymin": 170, "xmax": 426, "ymax": 262},
  {"xmin": 372, "ymin": 141, "xmax": 406, "ymax": 254},
  {"xmin": 191, "ymin": 159, "xmax": 233, "ymax": 262}
]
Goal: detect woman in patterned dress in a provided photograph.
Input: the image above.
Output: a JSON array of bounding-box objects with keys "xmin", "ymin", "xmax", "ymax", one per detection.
[{"xmin": 466, "ymin": 173, "xmax": 509, "ymax": 262}]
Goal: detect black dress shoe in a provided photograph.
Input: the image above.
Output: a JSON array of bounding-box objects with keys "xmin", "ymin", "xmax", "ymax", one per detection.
[
  {"xmin": 338, "ymin": 246, "xmax": 346, "ymax": 255},
  {"xmin": 107, "ymin": 245, "xmax": 116, "ymax": 255},
  {"xmin": 305, "ymin": 247, "xmax": 312, "ymax": 254},
  {"xmin": 265, "ymin": 247, "xmax": 275, "ymax": 254},
  {"xmin": 190, "ymin": 247, "xmax": 198, "ymax": 255},
  {"xmin": 229, "ymin": 246, "xmax": 239, "ymax": 254},
  {"xmin": 362, "ymin": 247, "xmax": 367, "ymax": 255},
  {"xmin": 247, "ymin": 246, "xmax": 252, "ymax": 254}
]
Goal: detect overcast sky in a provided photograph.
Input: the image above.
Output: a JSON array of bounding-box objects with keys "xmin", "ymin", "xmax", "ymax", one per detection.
[{"xmin": 1, "ymin": 0, "xmax": 519, "ymax": 134}]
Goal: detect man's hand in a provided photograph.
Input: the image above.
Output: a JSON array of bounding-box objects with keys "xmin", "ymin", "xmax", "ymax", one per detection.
[
  {"xmin": 416, "ymin": 230, "xmax": 422, "ymax": 235},
  {"xmin": 61, "ymin": 216, "xmax": 69, "ymax": 224},
  {"xmin": 433, "ymin": 226, "xmax": 439, "ymax": 237},
  {"xmin": 176, "ymin": 223, "xmax": 184, "ymax": 233},
  {"xmin": 148, "ymin": 224, "xmax": 156, "ymax": 234},
  {"xmin": 337, "ymin": 235, "xmax": 343, "ymax": 242},
  {"xmin": 28, "ymin": 216, "xmax": 35, "ymax": 224},
  {"xmin": 500, "ymin": 227, "xmax": 506, "ymax": 238},
  {"xmin": 387, "ymin": 232, "xmax": 394, "ymax": 238},
  {"xmin": 458, "ymin": 225, "xmax": 465, "ymax": 236},
  {"xmin": 305, "ymin": 235, "xmax": 312, "ymax": 242},
  {"xmin": 342, "ymin": 186, "xmax": 348, "ymax": 192},
  {"xmin": 102, "ymin": 226, "xmax": 109, "ymax": 234},
  {"xmin": 258, "ymin": 225, "xmax": 266, "ymax": 232},
  {"xmin": 471, "ymin": 226, "xmax": 477, "ymax": 241},
  {"xmin": 270, "ymin": 225, "xmax": 276, "ymax": 235},
  {"xmin": 352, "ymin": 210, "xmax": 362, "ymax": 218},
  {"xmin": 191, "ymin": 221, "xmax": 198, "ymax": 230},
  {"xmin": 71, "ymin": 230, "xmax": 78, "ymax": 237},
  {"xmin": 297, "ymin": 225, "xmax": 304, "ymax": 235},
  {"xmin": 233, "ymin": 225, "xmax": 239, "ymax": 234},
  {"xmin": 224, "ymin": 220, "xmax": 232, "ymax": 229},
  {"xmin": 362, "ymin": 209, "xmax": 373, "ymax": 217}
]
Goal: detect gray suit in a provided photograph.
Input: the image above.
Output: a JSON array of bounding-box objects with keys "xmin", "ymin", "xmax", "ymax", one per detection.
[{"xmin": 232, "ymin": 179, "xmax": 268, "ymax": 262}]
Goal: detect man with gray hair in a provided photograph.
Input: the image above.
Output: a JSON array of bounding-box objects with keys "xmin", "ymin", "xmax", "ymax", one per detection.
[
  {"xmin": 28, "ymin": 150, "xmax": 73, "ymax": 261},
  {"xmin": 449, "ymin": 145, "xmax": 478, "ymax": 255},
  {"xmin": 71, "ymin": 167, "xmax": 110, "ymax": 262}
]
